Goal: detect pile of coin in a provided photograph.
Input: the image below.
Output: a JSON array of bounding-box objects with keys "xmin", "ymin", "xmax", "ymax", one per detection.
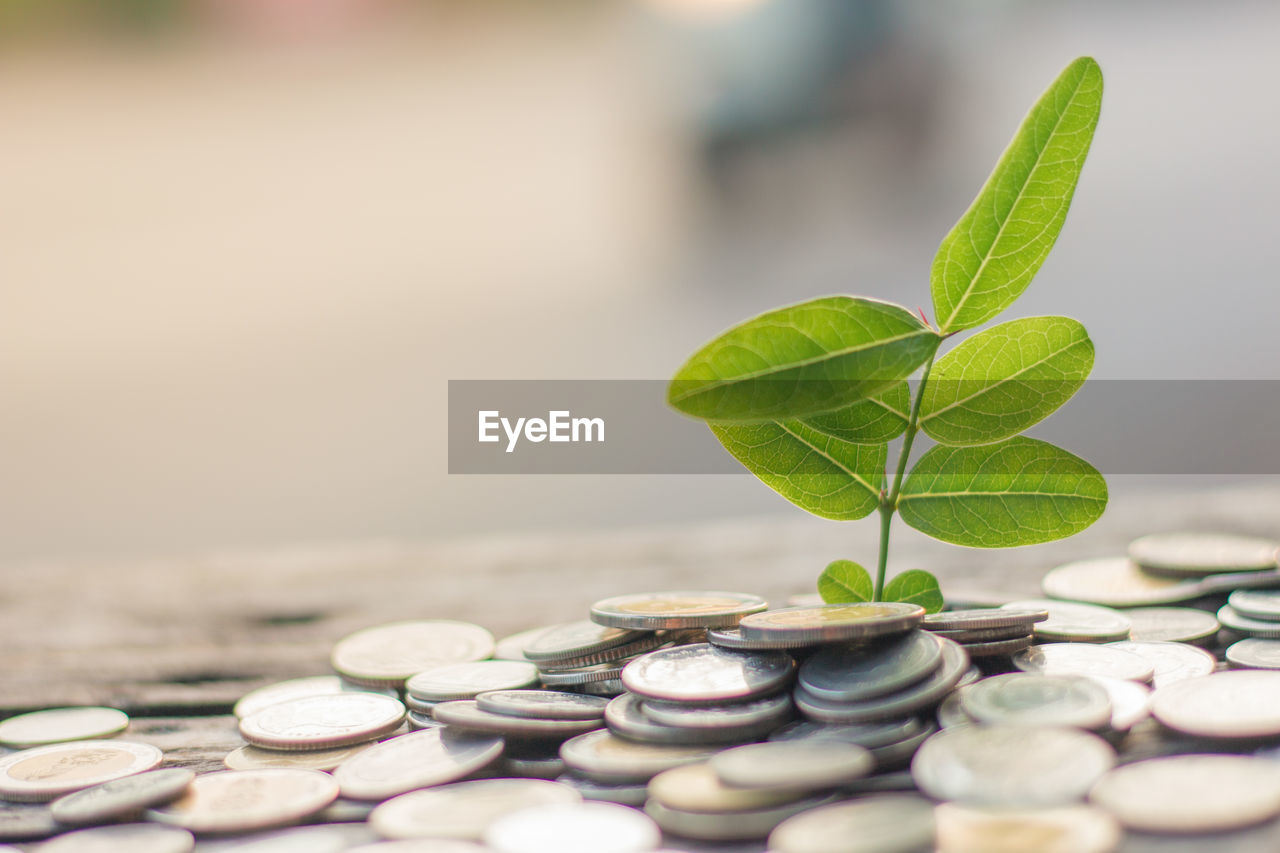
[{"xmin": 920, "ymin": 607, "xmax": 1047, "ymax": 657}]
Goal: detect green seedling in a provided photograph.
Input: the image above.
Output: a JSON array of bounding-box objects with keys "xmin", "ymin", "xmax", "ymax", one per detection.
[{"xmin": 667, "ymin": 57, "xmax": 1108, "ymax": 611}]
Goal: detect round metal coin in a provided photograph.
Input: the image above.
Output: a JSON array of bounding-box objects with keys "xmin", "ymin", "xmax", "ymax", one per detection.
[
  {"xmin": 912, "ymin": 725, "xmax": 1115, "ymax": 806},
  {"xmin": 1130, "ymin": 532, "xmax": 1279, "ymax": 576},
  {"xmin": 1226, "ymin": 637, "xmax": 1280, "ymax": 670},
  {"xmin": 0, "ymin": 802, "xmax": 59, "ymax": 841},
  {"xmin": 922, "ymin": 608, "xmax": 1048, "ymax": 632},
  {"xmin": 620, "ymin": 643, "xmax": 794, "ymax": 704},
  {"xmin": 49, "ymin": 767, "xmax": 194, "ymax": 825},
  {"xmin": 1123, "ymin": 607, "xmax": 1220, "ymax": 645},
  {"xmin": 738, "ymin": 603, "xmax": 924, "ymax": 644},
  {"xmin": 1151, "ymin": 670, "xmax": 1280, "ymax": 738},
  {"xmin": 346, "ymin": 841, "xmax": 488, "ymax": 853},
  {"xmin": 555, "ymin": 773, "xmax": 647, "ymax": 807},
  {"xmin": 1083, "ymin": 676, "xmax": 1151, "ymax": 732},
  {"xmin": 799, "ymin": 631, "xmax": 943, "ymax": 702},
  {"xmin": 223, "ymin": 741, "xmax": 375, "ymax": 772},
  {"xmin": 333, "ymin": 728, "xmax": 505, "ymax": 801},
  {"xmin": 1218, "ymin": 604, "xmax": 1280, "ymax": 638},
  {"xmin": 640, "ymin": 691, "xmax": 792, "ymax": 730},
  {"xmin": 0, "ymin": 741, "xmax": 163, "ymax": 803},
  {"xmin": 1104, "ymin": 640, "xmax": 1216, "ymax": 688},
  {"xmin": 406, "ymin": 661, "xmax": 539, "ymax": 702},
  {"xmin": 1012, "ymin": 643, "xmax": 1154, "ymax": 683},
  {"xmin": 1040, "ymin": 558, "xmax": 1204, "ymax": 607},
  {"xmin": 705, "ymin": 627, "xmax": 816, "ymax": 651},
  {"xmin": 370, "ymin": 779, "xmax": 581, "ymax": 840},
  {"xmin": 0, "ymin": 708, "xmax": 128, "ymax": 750},
  {"xmin": 558, "ymin": 730, "xmax": 719, "ymax": 784},
  {"xmin": 521, "ymin": 621, "xmax": 647, "ymax": 662},
  {"xmin": 431, "ymin": 701, "xmax": 601, "ymax": 739},
  {"xmin": 40, "ymin": 824, "xmax": 194, "ymax": 853},
  {"xmin": 239, "ymin": 693, "xmax": 405, "ymax": 751},
  {"xmin": 645, "ymin": 795, "xmax": 828, "ymax": 842},
  {"xmin": 1089, "ymin": 754, "xmax": 1280, "ymax": 833},
  {"xmin": 961, "ymin": 674, "xmax": 1111, "ymax": 730},
  {"xmin": 710, "ymin": 741, "xmax": 873, "ymax": 791},
  {"xmin": 330, "ymin": 621, "xmax": 495, "ymax": 687},
  {"xmin": 767, "ymin": 717, "xmax": 925, "ymax": 750},
  {"xmin": 147, "ymin": 769, "xmax": 337, "ymax": 834},
  {"xmin": 233, "ymin": 676, "xmax": 394, "ymax": 720},
  {"xmin": 493, "ymin": 626, "xmax": 554, "ymax": 663},
  {"xmin": 484, "ymin": 801, "xmax": 661, "ymax": 853},
  {"xmin": 934, "ymin": 803, "xmax": 1121, "ymax": 853},
  {"xmin": 604, "ymin": 694, "xmax": 759, "ymax": 747},
  {"xmin": 768, "ymin": 794, "xmax": 935, "ymax": 853},
  {"xmin": 648, "ymin": 762, "xmax": 808, "ymax": 812},
  {"xmin": 474, "ymin": 690, "xmax": 608, "ymax": 721},
  {"xmin": 963, "ymin": 636, "xmax": 1034, "ymax": 657},
  {"xmin": 1002, "ymin": 599, "xmax": 1130, "ymax": 642},
  {"xmin": 589, "ymin": 591, "xmax": 767, "ymax": 630},
  {"xmin": 1228, "ymin": 589, "xmax": 1280, "ymax": 622}
]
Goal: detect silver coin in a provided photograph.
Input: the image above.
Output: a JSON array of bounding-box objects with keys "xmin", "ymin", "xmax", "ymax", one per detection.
[
  {"xmin": 576, "ymin": 679, "xmax": 627, "ymax": 697},
  {"xmin": 474, "ymin": 690, "xmax": 608, "ymax": 721},
  {"xmin": 239, "ymin": 693, "xmax": 406, "ymax": 750},
  {"xmin": 933, "ymin": 802, "xmax": 1121, "ymax": 853},
  {"xmin": 621, "ymin": 643, "xmax": 794, "ymax": 704},
  {"xmin": 370, "ymin": 779, "xmax": 581, "ymax": 840},
  {"xmin": 49, "ymin": 767, "xmax": 194, "ymax": 825},
  {"xmin": 224, "ymin": 742, "xmax": 375, "ymax": 772},
  {"xmin": 1123, "ymin": 607, "xmax": 1220, "ymax": 645},
  {"xmin": 1226, "ymin": 637, "xmax": 1280, "ymax": 670},
  {"xmin": 1104, "ymin": 640, "xmax": 1215, "ymax": 688},
  {"xmin": 1089, "ymin": 754, "xmax": 1280, "ymax": 833},
  {"xmin": 39, "ymin": 824, "xmax": 194, "ymax": 853},
  {"xmin": 705, "ymin": 627, "xmax": 816, "ymax": 651},
  {"xmin": 1012, "ymin": 643, "xmax": 1154, "ymax": 683},
  {"xmin": 346, "ymin": 840, "xmax": 488, "ymax": 853},
  {"xmin": 640, "ymin": 691, "xmax": 792, "ymax": 730},
  {"xmin": 768, "ymin": 717, "xmax": 925, "ymax": 749},
  {"xmin": 1218, "ymin": 603, "xmax": 1280, "ymax": 638},
  {"xmin": 911, "ymin": 724, "xmax": 1115, "ymax": 806},
  {"xmin": 603, "ymin": 694, "xmax": 761, "ymax": 746},
  {"xmin": 960, "ymin": 674, "xmax": 1110, "ymax": 730},
  {"xmin": 589, "ymin": 591, "xmax": 767, "ymax": 630},
  {"xmin": 793, "ymin": 638, "xmax": 969, "ymax": 724},
  {"xmin": 647, "ymin": 762, "xmax": 809, "ymax": 812},
  {"xmin": 799, "ymin": 632, "xmax": 943, "ymax": 702},
  {"xmin": 1151, "ymin": 669, "xmax": 1280, "ymax": 738},
  {"xmin": 936, "ymin": 689, "xmax": 974, "ymax": 729},
  {"xmin": 867, "ymin": 722, "xmax": 937, "ymax": 771},
  {"xmin": 147, "ymin": 769, "xmax": 338, "ymax": 834},
  {"xmin": 406, "ymin": 711, "xmax": 442, "ymax": 731},
  {"xmin": 233, "ymin": 676, "xmax": 394, "ymax": 720},
  {"xmin": 538, "ymin": 664, "xmax": 626, "ymax": 687},
  {"xmin": 0, "ymin": 801, "xmax": 59, "ymax": 841},
  {"xmin": 558, "ymin": 730, "xmax": 719, "ymax": 785},
  {"xmin": 431, "ymin": 700, "xmax": 601, "ymax": 739},
  {"xmin": 1041, "ymin": 557, "xmax": 1204, "ymax": 607},
  {"xmin": 644, "ymin": 794, "xmax": 829, "ymax": 842},
  {"xmin": 521, "ymin": 621, "xmax": 647, "ymax": 662},
  {"xmin": 1002, "ymin": 599, "xmax": 1130, "ymax": 642},
  {"xmin": 333, "ymin": 728, "xmax": 504, "ymax": 801},
  {"xmin": 710, "ymin": 741, "xmax": 873, "ymax": 791},
  {"xmin": 738, "ymin": 603, "xmax": 924, "ymax": 644},
  {"xmin": 405, "ymin": 695, "xmax": 437, "ymax": 714},
  {"xmin": 216, "ymin": 824, "xmax": 369, "ymax": 851},
  {"xmin": 1228, "ymin": 589, "xmax": 1280, "ymax": 622},
  {"xmin": 922, "ymin": 608, "xmax": 1048, "ymax": 632},
  {"xmin": 556, "ymin": 773, "xmax": 648, "ymax": 807},
  {"xmin": 840, "ymin": 769, "xmax": 918, "ymax": 795},
  {"xmin": 499, "ymin": 754, "xmax": 565, "ymax": 780},
  {"xmin": 330, "ymin": 620, "xmax": 495, "ymax": 687},
  {"xmin": 958, "ymin": 635, "xmax": 1034, "ymax": 658},
  {"xmin": 406, "ymin": 662, "xmax": 539, "ymax": 702},
  {"xmin": 929, "ymin": 624, "xmax": 1034, "ymax": 643},
  {"xmin": 0, "ymin": 708, "xmax": 128, "ymax": 750},
  {"xmin": 484, "ymin": 801, "xmax": 662, "ymax": 853},
  {"xmin": 768, "ymin": 794, "xmax": 935, "ymax": 853},
  {"xmin": 493, "ymin": 627, "xmax": 554, "ymax": 663},
  {"xmin": 0, "ymin": 741, "xmax": 163, "ymax": 803},
  {"xmin": 1083, "ymin": 676, "xmax": 1151, "ymax": 732},
  {"xmin": 1130, "ymin": 532, "xmax": 1279, "ymax": 576}
]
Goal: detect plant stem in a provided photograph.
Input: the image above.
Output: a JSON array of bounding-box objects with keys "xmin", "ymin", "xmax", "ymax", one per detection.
[{"xmin": 873, "ymin": 351, "xmax": 937, "ymax": 600}]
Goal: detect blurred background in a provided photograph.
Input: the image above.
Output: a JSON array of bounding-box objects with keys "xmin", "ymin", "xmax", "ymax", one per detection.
[{"xmin": 3, "ymin": 0, "xmax": 1279, "ymax": 565}]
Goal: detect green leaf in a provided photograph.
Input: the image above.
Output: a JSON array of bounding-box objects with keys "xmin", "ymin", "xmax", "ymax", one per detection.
[
  {"xmin": 883, "ymin": 569, "xmax": 944, "ymax": 613},
  {"xmin": 919, "ymin": 316, "xmax": 1094, "ymax": 446},
  {"xmin": 801, "ymin": 382, "xmax": 910, "ymax": 444},
  {"xmin": 669, "ymin": 296, "xmax": 940, "ymax": 423},
  {"xmin": 931, "ymin": 57, "xmax": 1103, "ymax": 333},
  {"xmin": 898, "ymin": 436, "xmax": 1107, "ymax": 547},
  {"xmin": 818, "ymin": 559, "xmax": 873, "ymax": 603},
  {"xmin": 710, "ymin": 422, "xmax": 886, "ymax": 520}
]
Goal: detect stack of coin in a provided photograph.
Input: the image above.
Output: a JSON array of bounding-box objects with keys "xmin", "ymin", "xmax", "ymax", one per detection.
[
  {"xmin": 921, "ymin": 608, "xmax": 1048, "ymax": 658},
  {"xmin": 519, "ymin": 619, "xmax": 694, "ymax": 699},
  {"xmin": 403, "ymin": 659, "xmax": 540, "ymax": 723}
]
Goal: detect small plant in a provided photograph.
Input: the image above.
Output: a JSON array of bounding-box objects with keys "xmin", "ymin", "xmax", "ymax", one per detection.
[{"xmin": 667, "ymin": 57, "xmax": 1108, "ymax": 611}]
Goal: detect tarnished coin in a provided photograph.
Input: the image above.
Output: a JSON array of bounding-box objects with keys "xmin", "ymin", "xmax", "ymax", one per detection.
[
  {"xmin": 559, "ymin": 730, "xmax": 719, "ymax": 785},
  {"xmin": 577, "ymin": 679, "xmax": 626, "ymax": 697},
  {"xmin": 710, "ymin": 741, "xmax": 873, "ymax": 791},
  {"xmin": 604, "ymin": 694, "xmax": 760, "ymax": 747},
  {"xmin": 538, "ymin": 663, "xmax": 626, "ymax": 687},
  {"xmin": 370, "ymin": 779, "xmax": 581, "ymax": 840},
  {"xmin": 485, "ymin": 801, "xmax": 662, "ymax": 853},
  {"xmin": 1151, "ymin": 670, "xmax": 1280, "ymax": 738},
  {"xmin": 333, "ymin": 728, "xmax": 504, "ymax": 801},
  {"xmin": 912, "ymin": 725, "xmax": 1115, "ymax": 806},
  {"xmin": 768, "ymin": 794, "xmax": 935, "ymax": 853},
  {"xmin": 738, "ymin": 603, "xmax": 924, "ymax": 644},
  {"xmin": 1227, "ymin": 637, "xmax": 1280, "ymax": 670},
  {"xmin": 1130, "ymin": 532, "xmax": 1279, "ymax": 576},
  {"xmin": 961, "ymin": 674, "xmax": 1111, "ymax": 730},
  {"xmin": 799, "ymin": 632, "xmax": 943, "ymax": 703},
  {"xmin": 1104, "ymin": 641, "xmax": 1215, "ymax": 688},
  {"xmin": 40, "ymin": 823, "xmax": 194, "ymax": 853},
  {"xmin": 475, "ymin": 690, "xmax": 608, "ymax": 721},
  {"xmin": 493, "ymin": 627, "xmax": 554, "ymax": 663},
  {"xmin": 0, "ymin": 801, "xmax": 59, "ymax": 841},
  {"xmin": 794, "ymin": 639, "xmax": 969, "ymax": 724},
  {"xmin": 1123, "ymin": 607, "xmax": 1220, "ymax": 645},
  {"xmin": 147, "ymin": 769, "xmax": 338, "ymax": 834},
  {"xmin": 49, "ymin": 767, "xmax": 194, "ymax": 825},
  {"xmin": 239, "ymin": 693, "xmax": 406, "ymax": 750},
  {"xmin": 936, "ymin": 690, "xmax": 974, "ymax": 729},
  {"xmin": 330, "ymin": 620, "xmax": 495, "ymax": 687},
  {"xmin": 621, "ymin": 643, "xmax": 794, "ymax": 704},
  {"xmin": 1228, "ymin": 589, "xmax": 1280, "ymax": 622},
  {"xmin": 1218, "ymin": 604, "xmax": 1280, "ymax": 638},
  {"xmin": 0, "ymin": 741, "xmax": 163, "ymax": 803},
  {"xmin": 432, "ymin": 701, "xmax": 601, "ymax": 739},
  {"xmin": 223, "ymin": 741, "xmax": 375, "ymax": 772},
  {"xmin": 589, "ymin": 591, "xmax": 767, "ymax": 630},
  {"xmin": 500, "ymin": 753, "xmax": 564, "ymax": 781},
  {"xmin": 1041, "ymin": 558, "xmax": 1203, "ymax": 607},
  {"xmin": 406, "ymin": 662, "xmax": 539, "ymax": 702},
  {"xmin": 705, "ymin": 628, "xmax": 815, "ymax": 651},
  {"xmin": 233, "ymin": 676, "xmax": 394, "ymax": 720},
  {"xmin": 556, "ymin": 773, "xmax": 649, "ymax": 807},
  {"xmin": 1002, "ymin": 599, "xmax": 1130, "ymax": 643},
  {"xmin": 0, "ymin": 708, "xmax": 128, "ymax": 750},
  {"xmin": 867, "ymin": 721, "xmax": 937, "ymax": 770},
  {"xmin": 934, "ymin": 803, "xmax": 1121, "ymax": 853},
  {"xmin": 768, "ymin": 718, "xmax": 925, "ymax": 750},
  {"xmin": 1013, "ymin": 643, "xmax": 1154, "ymax": 683},
  {"xmin": 641, "ymin": 691, "xmax": 792, "ymax": 730},
  {"xmin": 1083, "ymin": 677, "xmax": 1151, "ymax": 732},
  {"xmin": 521, "ymin": 621, "xmax": 648, "ymax": 662},
  {"xmin": 1089, "ymin": 754, "xmax": 1280, "ymax": 833},
  {"xmin": 956, "ymin": 635, "xmax": 1033, "ymax": 658},
  {"xmin": 922, "ymin": 609, "xmax": 1048, "ymax": 632},
  {"xmin": 929, "ymin": 625, "xmax": 1033, "ymax": 643},
  {"xmin": 648, "ymin": 762, "xmax": 808, "ymax": 812},
  {"xmin": 645, "ymin": 795, "xmax": 829, "ymax": 842}
]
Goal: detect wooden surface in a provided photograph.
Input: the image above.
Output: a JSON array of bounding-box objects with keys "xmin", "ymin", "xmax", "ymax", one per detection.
[{"xmin": 3, "ymin": 480, "xmax": 1280, "ymax": 850}]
